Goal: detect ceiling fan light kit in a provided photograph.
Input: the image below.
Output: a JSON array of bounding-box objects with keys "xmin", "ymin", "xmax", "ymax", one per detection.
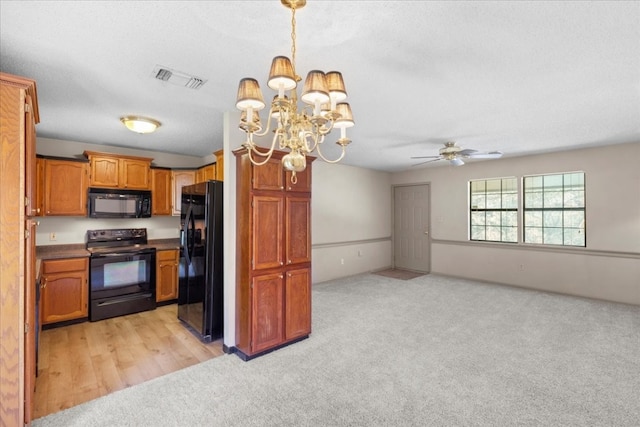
[
  {"xmin": 411, "ymin": 141, "xmax": 503, "ymax": 167},
  {"xmin": 235, "ymin": 0, "xmax": 354, "ymax": 183}
]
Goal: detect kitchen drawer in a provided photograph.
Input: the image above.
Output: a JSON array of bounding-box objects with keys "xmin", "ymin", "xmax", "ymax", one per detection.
[
  {"xmin": 41, "ymin": 257, "xmax": 87, "ymax": 274},
  {"xmin": 157, "ymin": 249, "xmax": 179, "ymax": 262}
]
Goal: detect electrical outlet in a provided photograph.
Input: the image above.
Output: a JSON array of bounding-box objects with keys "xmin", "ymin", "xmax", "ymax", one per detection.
[
  {"xmin": 49, "ymin": 232, "xmax": 57, "ymax": 241},
  {"xmin": 340, "ymin": 258, "xmax": 345, "ymax": 265}
]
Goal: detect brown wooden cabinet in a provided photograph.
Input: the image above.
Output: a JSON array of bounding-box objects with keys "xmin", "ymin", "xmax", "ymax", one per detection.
[
  {"xmin": 151, "ymin": 168, "xmax": 173, "ymax": 215},
  {"xmin": 0, "ymin": 71, "xmax": 40, "ymax": 425},
  {"xmin": 214, "ymin": 149, "xmax": 224, "ymax": 181},
  {"xmin": 35, "ymin": 156, "xmax": 45, "ymax": 216},
  {"xmin": 172, "ymin": 169, "xmax": 196, "ymax": 215},
  {"xmin": 84, "ymin": 150, "xmax": 152, "ymax": 189},
  {"xmin": 234, "ymin": 149, "xmax": 313, "ymax": 360},
  {"xmin": 196, "ymin": 163, "xmax": 216, "ymax": 183},
  {"xmin": 43, "ymin": 158, "xmax": 88, "ymax": 216},
  {"xmin": 40, "ymin": 257, "xmax": 88, "ymax": 325},
  {"xmin": 156, "ymin": 249, "xmax": 179, "ymax": 302}
]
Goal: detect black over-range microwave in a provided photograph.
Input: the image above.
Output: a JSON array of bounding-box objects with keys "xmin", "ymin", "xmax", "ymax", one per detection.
[{"xmin": 87, "ymin": 187, "xmax": 152, "ymax": 218}]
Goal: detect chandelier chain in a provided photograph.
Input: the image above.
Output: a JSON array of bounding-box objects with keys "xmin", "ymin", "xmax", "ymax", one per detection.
[{"xmin": 290, "ymin": 6, "xmax": 297, "ymax": 80}]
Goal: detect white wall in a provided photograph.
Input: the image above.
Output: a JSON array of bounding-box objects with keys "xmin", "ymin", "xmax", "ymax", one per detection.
[
  {"xmin": 391, "ymin": 142, "xmax": 640, "ymax": 305},
  {"xmin": 311, "ymin": 161, "xmax": 392, "ymax": 283}
]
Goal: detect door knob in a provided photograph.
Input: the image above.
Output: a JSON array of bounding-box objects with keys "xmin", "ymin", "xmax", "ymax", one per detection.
[{"xmin": 424, "ymin": 231, "xmax": 429, "ymax": 235}]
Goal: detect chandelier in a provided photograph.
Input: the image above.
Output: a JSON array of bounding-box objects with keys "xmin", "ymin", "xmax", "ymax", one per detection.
[{"xmin": 235, "ymin": 0, "xmax": 354, "ymax": 183}]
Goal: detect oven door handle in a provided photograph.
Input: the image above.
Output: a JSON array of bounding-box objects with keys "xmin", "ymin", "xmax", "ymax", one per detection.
[{"xmin": 91, "ymin": 249, "xmax": 155, "ymax": 258}]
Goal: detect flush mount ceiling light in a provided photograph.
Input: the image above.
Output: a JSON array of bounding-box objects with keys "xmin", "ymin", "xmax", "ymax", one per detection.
[
  {"xmin": 236, "ymin": 0, "xmax": 354, "ymax": 183},
  {"xmin": 120, "ymin": 116, "xmax": 161, "ymax": 134}
]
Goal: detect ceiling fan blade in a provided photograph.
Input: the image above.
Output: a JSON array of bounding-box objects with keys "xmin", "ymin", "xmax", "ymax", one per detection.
[
  {"xmin": 412, "ymin": 158, "xmax": 443, "ymax": 167},
  {"xmin": 410, "ymin": 155, "xmax": 442, "ymax": 159},
  {"xmin": 467, "ymin": 151, "xmax": 503, "ymax": 159},
  {"xmin": 458, "ymin": 149, "xmax": 478, "ymax": 156}
]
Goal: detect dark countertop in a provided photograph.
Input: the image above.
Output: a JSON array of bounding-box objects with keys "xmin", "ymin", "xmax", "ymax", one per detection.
[{"xmin": 36, "ymin": 238, "xmax": 181, "ymax": 260}]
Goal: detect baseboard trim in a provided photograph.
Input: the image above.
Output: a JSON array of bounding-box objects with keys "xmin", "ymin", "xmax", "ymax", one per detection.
[{"xmin": 234, "ymin": 335, "xmax": 309, "ymax": 361}]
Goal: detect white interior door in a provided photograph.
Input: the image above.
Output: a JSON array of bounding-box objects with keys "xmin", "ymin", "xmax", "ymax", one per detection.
[{"xmin": 394, "ymin": 184, "xmax": 430, "ymax": 272}]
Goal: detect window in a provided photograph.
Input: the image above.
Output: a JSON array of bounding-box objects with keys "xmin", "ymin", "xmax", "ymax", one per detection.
[
  {"xmin": 523, "ymin": 172, "xmax": 585, "ymax": 246},
  {"xmin": 470, "ymin": 177, "xmax": 518, "ymax": 243}
]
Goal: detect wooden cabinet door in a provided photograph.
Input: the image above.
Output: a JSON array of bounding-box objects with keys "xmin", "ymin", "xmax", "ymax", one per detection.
[
  {"xmin": 151, "ymin": 169, "xmax": 172, "ymax": 215},
  {"xmin": 285, "ymin": 196, "xmax": 311, "ymax": 265},
  {"xmin": 35, "ymin": 157, "xmax": 45, "ymax": 216},
  {"xmin": 24, "ymin": 94, "xmax": 38, "ymax": 216},
  {"xmin": 120, "ymin": 158, "xmax": 150, "ymax": 189},
  {"xmin": 172, "ymin": 170, "xmax": 195, "ymax": 216},
  {"xmin": 285, "ymin": 267, "xmax": 311, "ymax": 340},
  {"xmin": 156, "ymin": 250, "xmax": 178, "ymax": 302},
  {"xmin": 41, "ymin": 258, "xmax": 88, "ymax": 324},
  {"xmin": 44, "ymin": 160, "xmax": 88, "ymax": 216},
  {"xmin": 251, "ymin": 273, "xmax": 284, "ymax": 353},
  {"xmin": 214, "ymin": 149, "xmax": 224, "ymax": 181},
  {"xmin": 196, "ymin": 164, "xmax": 216, "ymax": 183},
  {"xmin": 252, "ymin": 157, "xmax": 284, "ymax": 191},
  {"xmin": 90, "ymin": 156, "xmax": 119, "ymax": 187},
  {"xmin": 252, "ymin": 195, "xmax": 284, "ymax": 270}
]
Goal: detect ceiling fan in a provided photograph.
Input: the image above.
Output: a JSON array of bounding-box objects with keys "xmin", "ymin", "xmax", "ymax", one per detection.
[{"xmin": 411, "ymin": 142, "xmax": 503, "ymax": 166}]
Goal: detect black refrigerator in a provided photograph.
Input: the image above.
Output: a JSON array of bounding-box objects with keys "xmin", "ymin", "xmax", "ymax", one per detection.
[{"xmin": 178, "ymin": 180, "xmax": 223, "ymax": 342}]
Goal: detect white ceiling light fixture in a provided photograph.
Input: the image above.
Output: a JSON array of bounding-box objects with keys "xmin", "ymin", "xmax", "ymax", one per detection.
[
  {"xmin": 235, "ymin": 0, "xmax": 354, "ymax": 183},
  {"xmin": 120, "ymin": 116, "xmax": 161, "ymax": 134}
]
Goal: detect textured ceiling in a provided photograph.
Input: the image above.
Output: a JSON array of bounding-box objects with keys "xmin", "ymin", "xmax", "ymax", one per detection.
[{"xmin": 1, "ymin": 1, "xmax": 639, "ymax": 171}]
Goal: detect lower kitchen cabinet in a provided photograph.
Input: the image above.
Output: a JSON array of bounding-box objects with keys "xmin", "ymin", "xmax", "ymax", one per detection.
[
  {"xmin": 41, "ymin": 257, "xmax": 88, "ymax": 324},
  {"xmin": 156, "ymin": 249, "xmax": 179, "ymax": 302}
]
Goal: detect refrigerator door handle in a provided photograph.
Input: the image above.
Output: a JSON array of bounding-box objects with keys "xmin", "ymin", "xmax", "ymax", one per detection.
[{"xmin": 183, "ymin": 203, "xmax": 193, "ymax": 266}]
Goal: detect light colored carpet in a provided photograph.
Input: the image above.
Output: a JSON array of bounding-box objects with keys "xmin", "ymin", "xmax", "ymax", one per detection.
[{"xmin": 34, "ymin": 273, "xmax": 640, "ymax": 426}]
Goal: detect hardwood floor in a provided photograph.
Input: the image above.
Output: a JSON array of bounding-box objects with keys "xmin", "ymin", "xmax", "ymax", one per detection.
[{"xmin": 34, "ymin": 304, "xmax": 224, "ymax": 419}]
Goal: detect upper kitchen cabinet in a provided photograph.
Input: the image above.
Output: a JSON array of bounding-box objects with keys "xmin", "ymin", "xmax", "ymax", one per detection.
[
  {"xmin": 84, "ymin": 150, "xmax": 152, "ymax": 189},
  {"xmin": 214, "ymin": 149, "xmax": 224, "ymax": 181},
  {"xmin": 196, "ymin": 163, "xmax": 216, "ymax": 183},
  {"xmin": 151, "ymin": 167, "xmax": 173, "ymax": 215},
  {"xmin": 44, "ymin": 158, "xmax": 89, "ymax": 216},
  {"xmin": 172, "ymin": 169, "xmax": 195, "ymax": 216}
]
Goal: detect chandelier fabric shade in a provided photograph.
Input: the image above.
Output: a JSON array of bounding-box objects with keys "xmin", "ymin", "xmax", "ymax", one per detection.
[
  {"xmin": 235, "ymin": 0, "xmax": 354, "ymax": 182},
  {"xmin": 268, "ymin": 56, "xmax": 297, "ymax": 92},
  {"xmin": 236, "ymin": 78, "xmax": 266, "ymax": 111},
  {"xmin": 300, "ymin": 70, "xmax": 330, "ymax": 106}
]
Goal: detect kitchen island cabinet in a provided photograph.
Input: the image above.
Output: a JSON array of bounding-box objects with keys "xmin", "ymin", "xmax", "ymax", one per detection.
[{"xmin": 40, "ymin": 257, "xmax": 89, "ymax": 325}]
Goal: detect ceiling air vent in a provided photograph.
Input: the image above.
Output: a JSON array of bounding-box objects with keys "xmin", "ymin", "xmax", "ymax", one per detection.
[{"xmin": 152, "ymin": 65, "xmax": 207, "ymax": 90}]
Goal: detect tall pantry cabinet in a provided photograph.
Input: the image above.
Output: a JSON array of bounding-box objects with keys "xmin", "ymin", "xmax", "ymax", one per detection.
[
  {"xmin": 0, "ymin": 72, "xmax": 39, "ymax": 426},
  {"xmin": 234, "ymin": 149, "xmax": 314, "ymax": 360}
]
